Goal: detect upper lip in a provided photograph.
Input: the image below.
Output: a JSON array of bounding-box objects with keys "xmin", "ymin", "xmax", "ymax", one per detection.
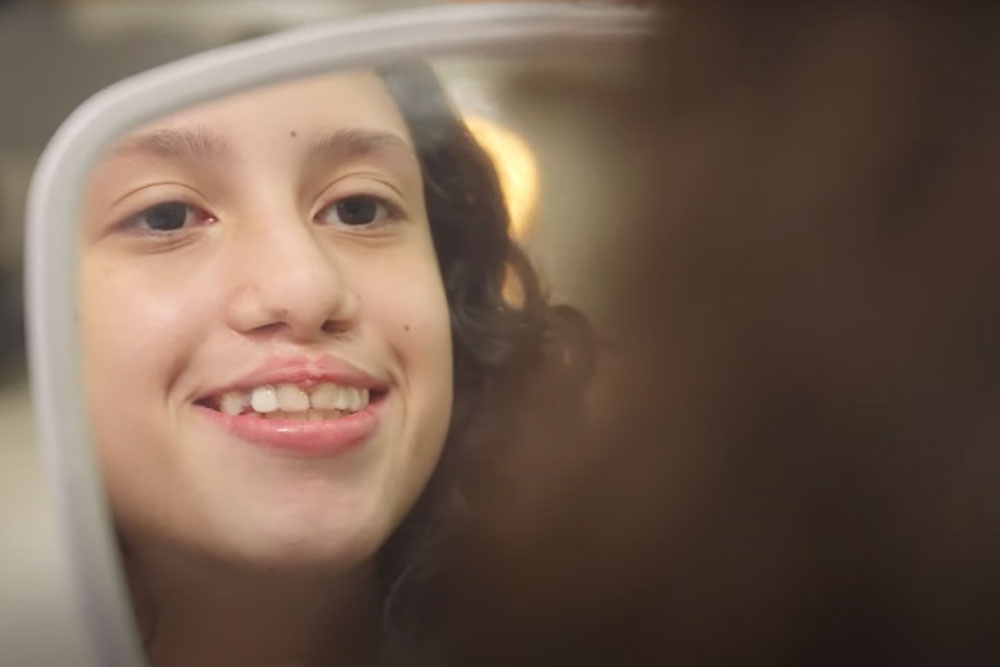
[{"xmin": 196, "ymin": 354, "xmax": 389, "ymax": 400}]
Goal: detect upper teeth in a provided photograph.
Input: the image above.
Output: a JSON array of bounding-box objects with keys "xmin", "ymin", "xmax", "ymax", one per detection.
[{"xmin": 217, "ymin": 383, "xmax": 370, "ymax": 416}]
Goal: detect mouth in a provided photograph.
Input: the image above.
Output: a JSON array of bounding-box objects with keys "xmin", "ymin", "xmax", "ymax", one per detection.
[
  {"xmin": 193, "ymin": 381, "xmax": 389, "ymax": 456},
  {"xmin": 191, "ymin": 355, "xmax": 391, "ymax": 455},
  {"xmin": 195, "ymin": 381, "xmax": 386, "ymax": 421}
]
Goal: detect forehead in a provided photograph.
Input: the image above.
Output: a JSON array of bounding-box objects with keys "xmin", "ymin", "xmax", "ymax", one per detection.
[
  {"xmin": 117, "ymin": 69, "xmax": 412, "ymax": 153},
  {"xmin": 84, "ymin": 69, "xmax": 425, "ymax": 227}
]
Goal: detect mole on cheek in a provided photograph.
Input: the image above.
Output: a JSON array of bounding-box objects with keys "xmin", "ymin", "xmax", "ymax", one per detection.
[
  {"xmin": 404, "ymin": 324, "xmax": 411, "ymax": 332},
  {"xmin": 289, "ymin": 130, "xmax": 297, "ymax": 138}
]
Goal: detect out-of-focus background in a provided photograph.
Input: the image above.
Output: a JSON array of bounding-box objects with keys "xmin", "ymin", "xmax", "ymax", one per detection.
[{"xmin": 0, "ymin": 1, "xmax": 632, "ymax": 663}]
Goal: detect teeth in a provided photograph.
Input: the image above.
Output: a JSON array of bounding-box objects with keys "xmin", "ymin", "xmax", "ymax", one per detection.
[
  {"xmin": 250, "ymin": 385, "xmax": 278, "ymax": 413},
  {"xmin": 219, "ymin": 391, "xmax": 248, "ymax": 416},
  {"xmin": 334, "ymin": 387, "xmax": 352, "ymax": 411},
  {"xmin": 342, "ymin": 387, "xmax": 358, "ymax": 411},
  {"xmin": 276, "ymin": 383, "xmax": 310, "ymax": 412},
  {"xmin": 340, "ymin": 388, "xmax": 356, "ymax": 411},
  {"xmin": 221, "ymin": 382, "xmax": 372, "ymax": 418},
  {"xmin": 310, "ymin": 383, "xmax": 341, "ymax": 410},
  {"xmin": 353, "ymin": 388, "xmax": 369, "ymax": 412}
]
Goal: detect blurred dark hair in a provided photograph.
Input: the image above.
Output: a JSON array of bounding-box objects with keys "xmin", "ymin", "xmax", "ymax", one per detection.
[
  {"xmin": 376, "ymin": 4, "xmax": 1000, "ymax": 667},
  {"xmin": 374, "ymin": 62, "xmax": 595, "ymax": 664}
]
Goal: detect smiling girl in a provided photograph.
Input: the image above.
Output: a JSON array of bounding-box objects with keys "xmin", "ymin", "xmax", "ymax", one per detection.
[{"xmin": 79, "ymin": 64, "xmax": 592, "ymax": 667}]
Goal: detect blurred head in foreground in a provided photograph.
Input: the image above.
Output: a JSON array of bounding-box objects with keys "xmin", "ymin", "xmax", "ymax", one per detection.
[{"xmin": 416, "ymin": 4, "xmax": 1000, "ymax": 665}]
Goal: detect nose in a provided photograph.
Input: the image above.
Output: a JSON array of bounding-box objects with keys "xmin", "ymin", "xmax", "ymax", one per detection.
[{"xmin": 224, "ymin": 217, "xmax": 359, "ymax": 342}]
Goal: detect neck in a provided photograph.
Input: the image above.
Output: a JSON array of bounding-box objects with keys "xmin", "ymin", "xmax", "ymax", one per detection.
[{"xmin": 125, "ymin": 542, "xmax": 378, "ymax": 667}]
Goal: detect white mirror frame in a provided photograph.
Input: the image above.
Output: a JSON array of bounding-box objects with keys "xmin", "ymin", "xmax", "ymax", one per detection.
[{"xmin": 23, "ymin": 3, "xmax": 652, "ymax": 666}]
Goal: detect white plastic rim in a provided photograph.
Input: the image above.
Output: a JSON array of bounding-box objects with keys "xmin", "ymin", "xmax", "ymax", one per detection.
[{"xmin": 24, "ymin": 3, "xmax": 653, "ymax": 666}]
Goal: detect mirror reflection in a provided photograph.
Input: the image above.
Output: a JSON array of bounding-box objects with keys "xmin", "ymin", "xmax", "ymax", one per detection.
[
  {"xmin": 77, "ymin": 51, "xmax": 638, "ymax": 667},
  {"xmin": 35, "ymin": 4, "xmax": 1000, "ymax": 666}
]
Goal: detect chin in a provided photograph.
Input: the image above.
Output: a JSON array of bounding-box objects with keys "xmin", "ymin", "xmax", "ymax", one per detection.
[{"xmin": 219, "ymin": 514, "xmax": 392, "ymax": 573}]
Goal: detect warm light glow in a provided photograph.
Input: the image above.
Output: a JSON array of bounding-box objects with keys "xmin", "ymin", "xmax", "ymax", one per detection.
[{"xmin": 464, "ymin": 114, "xmax": 539, "ymax": 239}]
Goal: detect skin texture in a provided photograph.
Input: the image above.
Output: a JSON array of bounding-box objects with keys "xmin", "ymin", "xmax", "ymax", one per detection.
[{"xmin": 79, "ymin": 71, "xmax": 453, "ymax": 666}]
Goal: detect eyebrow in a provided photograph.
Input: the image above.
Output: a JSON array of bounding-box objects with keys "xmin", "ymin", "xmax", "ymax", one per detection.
[
  {"xmin": 111, "ymin": 126, "xmax": 232, "ymax": 161},
  {"xmin": 109, "ymin": 126, "xmax": 415, "ymax": 169},
  {"xmin": 303, "ymin": 128, "xmax": 417, "ymax": 170}
]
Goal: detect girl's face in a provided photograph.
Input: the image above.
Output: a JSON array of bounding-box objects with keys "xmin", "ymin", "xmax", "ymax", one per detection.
[{"xmin": 80, "ymin": 71, "xmax": 453, "ymax": 570}]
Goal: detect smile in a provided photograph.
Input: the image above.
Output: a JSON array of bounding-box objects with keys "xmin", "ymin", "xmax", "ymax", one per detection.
[
  {"xmin": 199, "ymin": 382, "xmax": 373, "ymax": 420},
  {"xmin": 192, "ymin": 355, "xmax": 390, "ymax": 455}
]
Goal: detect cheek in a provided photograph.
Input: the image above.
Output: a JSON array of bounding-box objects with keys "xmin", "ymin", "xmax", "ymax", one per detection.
[
  {"xmin": 78, "ymin": 258, "xmax": 211, "ymax": 481},
  {"xmin": 349, "ymin": 241, "xmax": 452, "ymax": 366},
  {"xmin": 80, "ymin": 260, "xmax": 207, "ymax": 390},
  {"xmin": 350, "ymin": 246, "xmax": 453, "ymax": 447},
  {"xmin": 354, "ymin": 253, "xmax": 453, "ymax": 535}
]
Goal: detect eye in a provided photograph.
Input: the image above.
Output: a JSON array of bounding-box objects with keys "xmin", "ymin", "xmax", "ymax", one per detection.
[
  {"xmin": 316, "ymin": 194, "xmax": 397, "ymax": 227},
  {"xmin": 123, "ymin": 201, "xmax": 214, "ymax": 233}
]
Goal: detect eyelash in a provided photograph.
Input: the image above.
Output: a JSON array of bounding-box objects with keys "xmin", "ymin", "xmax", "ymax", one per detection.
[
  {"xmin": 314, "ymin": 192, "xmax": 404, "ymax": 229},
  {"xmin": 118, "ymin": 192, "xmax": 404, "ymax": 237},
  {"xmin": 119, "ymin": 201, "xmax": 216, "ymax": 235}
]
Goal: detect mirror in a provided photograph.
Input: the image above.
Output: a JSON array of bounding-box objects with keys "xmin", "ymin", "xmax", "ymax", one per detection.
[{"xmin": 26, "ymin": 5, "xmax": 649, "ymax": 666}]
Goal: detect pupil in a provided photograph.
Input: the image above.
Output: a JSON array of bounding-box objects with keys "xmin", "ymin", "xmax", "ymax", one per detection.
[
  {"xmin": 336, "ymin": 197, "xmax": 377, "ymax": 225},
  {"xmin": 145, "ymin": 202, "xmax": 187, "ymax": 231}
]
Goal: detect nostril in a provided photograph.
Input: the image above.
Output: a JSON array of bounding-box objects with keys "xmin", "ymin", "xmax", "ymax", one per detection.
[{"xmin": 321, "ymin": 319, "xmax": 347, "ymax": 335}]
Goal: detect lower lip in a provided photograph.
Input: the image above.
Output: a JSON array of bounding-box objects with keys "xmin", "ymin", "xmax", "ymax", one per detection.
[{"xmin": 194, "ymin": 396, "xmax": 385, "ymax": 456}]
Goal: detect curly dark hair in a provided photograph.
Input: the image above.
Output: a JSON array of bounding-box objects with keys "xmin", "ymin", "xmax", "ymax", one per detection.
[{"xmin": 373, "ymin": 62, "xmax": 595, "ymax": 663}]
